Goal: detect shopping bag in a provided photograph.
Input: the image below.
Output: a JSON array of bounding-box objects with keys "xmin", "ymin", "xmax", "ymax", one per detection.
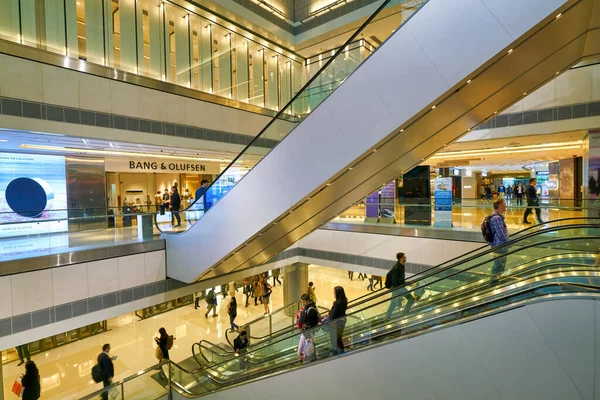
[
  {"xmin": 11, "ymin": 380, "xmax": 23, "ymax": 397},
  {"xmin": 155, "ymin": 346, "xmax": 163, "ymax": 360}
]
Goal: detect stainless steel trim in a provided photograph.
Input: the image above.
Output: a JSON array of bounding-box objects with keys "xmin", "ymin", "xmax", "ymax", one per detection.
[
  {"xmin": 0, "ymin": 39, "xmax": 284, "ymax": 119},
  {"xmin": 0, "ymin": 240, "xmax": 165, "ymax": 276},
  {"xmin": 321, "ymin": 222, "xmax": 485, "ymax": 242}
]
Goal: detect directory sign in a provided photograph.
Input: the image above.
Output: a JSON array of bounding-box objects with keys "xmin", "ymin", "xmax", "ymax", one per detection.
[
  {"xmin": 433, "ymin": 177, "xmax": 453, "ymax": 228},
  {"xmin": 380, "ymin": 182, "xmax": 396, "ymax": 219},
  {"xmin": 0, "ymin": 152, "xmax": 68, "ymax": 237}
]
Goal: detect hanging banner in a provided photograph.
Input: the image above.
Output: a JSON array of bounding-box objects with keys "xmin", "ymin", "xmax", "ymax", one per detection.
[
  {"xmin": 105, "ymin": 158, "xmax": 221, "ymax": 174},
  {"xmin": 433, "ymin": 177, "xmax": 453, "ymax": 227}
]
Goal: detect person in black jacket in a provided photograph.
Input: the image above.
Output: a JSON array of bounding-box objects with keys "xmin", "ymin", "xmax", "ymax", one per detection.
[
  {"xmin": 233, "ymin": 331, "xmax": 249, "ymax": 369},
  {"xmin": 154, "ymin": 327, "xmax": 172, "ymax": 360},
  {"xmin": 523, "ymin": 178, "xmax": 543, "ymax": 224},
  {"xmin": 21, "ymin": 361, "xmax": 40, "ymax": 400},
  {"xmin": 299, "ymin": 294, "xmax": 320, "ymax": 329},
  {"xmin": 170, "ymin": 186, "xmax": 182, "ymax": 227},
  {"xmin": 385, "ymin": 252, "xmax": 415, "ymax": 320},
  {"xmin": 98, "ymin": 343, "xmax": 115, "ymax": 400},
  {"xmin": 329, "ymin": 286, "xmax": 348, "ymax": 354}
]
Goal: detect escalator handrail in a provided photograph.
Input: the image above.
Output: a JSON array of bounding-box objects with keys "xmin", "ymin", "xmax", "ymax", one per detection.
[
  {"xmin": 183, "ymin": 231, "xmax": 599, "ymax": 376},
  {"xmin": 155, "ymin": 0, "xmax": 429, "ymax": 234},
  {"xmin": 225, "ymin": 220, "xmax": 599, "ymax": 349}
]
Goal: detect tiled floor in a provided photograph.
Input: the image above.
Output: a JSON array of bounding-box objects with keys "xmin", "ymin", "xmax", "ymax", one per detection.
[{"xmin": 1, "ymin": 265, "xmax": 374, "ymax": 399}]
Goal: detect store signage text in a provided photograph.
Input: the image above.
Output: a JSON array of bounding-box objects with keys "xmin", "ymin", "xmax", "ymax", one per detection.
[{"xmin": 129, "ymin": 161, "xmax": 207, "ymax": 172}]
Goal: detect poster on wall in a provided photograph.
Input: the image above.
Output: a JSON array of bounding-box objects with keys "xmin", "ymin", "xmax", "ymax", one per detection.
[
  {"xmin": 433, "ymin": 177, "xmax": 453, "ymax": 228},
  {"xmin": 0, "ymin": 153, "xmax": 68, "ymax": 237},
  {"xmin": 380, "ymin": 182, "xmax": 396, "ymax": 219}
]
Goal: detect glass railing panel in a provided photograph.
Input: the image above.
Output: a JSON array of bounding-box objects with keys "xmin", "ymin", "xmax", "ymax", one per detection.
[{"xmin": 121, "ymin": 367, "xmax": 168, "ymax": 400}]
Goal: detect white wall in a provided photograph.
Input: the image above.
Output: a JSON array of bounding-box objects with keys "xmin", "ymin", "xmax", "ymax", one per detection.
[
  {"xmin": 0, "ymin": 250, "xmax": 165, "ymax": 320},
  {"xmin": 296, "ymin": 230, "xmax": 482, "ymax": 268},
  {"xmin": 0, "ymin": 53, "xmax": 276, "ymax": 138},
  {"xmin": 200, "ymin": 298, "xmax": 597, "ymax": 400}
]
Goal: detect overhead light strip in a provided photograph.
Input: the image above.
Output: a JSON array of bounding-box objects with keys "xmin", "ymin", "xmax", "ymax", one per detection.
[
  {"xmin": 430, "ymin": 145, "xmax": 581, "ymax": 159},
  {"xmin": 437, "ymin": 141, "xmax": 582, "ymax": 157},
  {"xmin": 19, "ymin": 144, "xmax": 233, "ymax": 163}
]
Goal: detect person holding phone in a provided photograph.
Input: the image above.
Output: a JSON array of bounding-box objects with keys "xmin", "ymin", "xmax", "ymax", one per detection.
[{"xmin": 98, "ymin": 343, "xmax": 116, "ymax": 400}]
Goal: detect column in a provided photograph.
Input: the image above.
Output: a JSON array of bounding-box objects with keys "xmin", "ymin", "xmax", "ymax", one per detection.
[
  {"xmin": 282, "ymin": 262, "xmax": 308, "ymax": 317},
  {"xmin": 582, "ymin": 130, "xmax": 600, "ymax": 217}
]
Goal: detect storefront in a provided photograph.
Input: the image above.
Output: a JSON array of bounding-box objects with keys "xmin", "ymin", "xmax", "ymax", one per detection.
[{"xmin": 104, "ymin": 157, "xmax": 221, "ymax": 212}]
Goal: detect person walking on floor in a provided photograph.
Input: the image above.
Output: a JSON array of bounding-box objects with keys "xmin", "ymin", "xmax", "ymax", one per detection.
[
  {"xmin": 21, "ymin": 361, "xmax": 40, "ymax": 400},
  {"xmin": 367, "ymin": 274, "xmax": 375, "ymax": 291},
  {"xmin": 170, "ymin": 185, "xmax": 182, "ymax": 227},
  {"xmin": 16, "ymin": 343, "xmax": 31, "ymax": 366},
  {"xmin": 516, "ymin": 182, "xmax": 524, "ymax": 206},
  {"xmin": 154, "ymin": 327, "xmax": 174, "ymax": 360},
  {"xmin": 261, "ymin": 275, "xmax": 272, "ymax": 315},
  {"xmin": 385, "ymin": 252, "xmax": 415, "ymax": 321},
  {"xmin": 307, "ymin": 282, "xmax": 317, "ymax": 303},
  {"xmin": 523, "ymin": 178, "xmax": 544, "ymax": 224},
  {"xmin": 486, "ymin": 199, "xmax": 510, "ymax": 285},
  {"xmin": 228, "ymin": 292, "xmax": 239, "ymax": 331},
  {"xmin": 329, "ymin": 286, "xmax": 348, "ymax": 355},
  {"xmin": 253, "ymin": 276, "xmax": 263, "ymax": 306},
  {"xmin": 374, "ymin": 275, "xmax": 383, "ymax": 290},
  {"xmin": 97, "ymin": 344, "xmax": 115, "ymax": 400},
  {"xmin": 205, "ymin": 289, "xmax": 218, "ymax": 318},
  {"xmin": 272, "ymin": 268, "xmax": 282, "ymax": 286},
  {"xmin": 348, "ymin": 270, "xmax": 354, "ymax": 281}
]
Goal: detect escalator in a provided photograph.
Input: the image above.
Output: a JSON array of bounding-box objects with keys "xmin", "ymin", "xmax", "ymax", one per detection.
[
  {"xmin": 162, "ymin": 0, "xmax": 600, "ymax": 283},
  {"xmin": 156, "ymin": 221, "xmax": 599, "ymax": 398}
]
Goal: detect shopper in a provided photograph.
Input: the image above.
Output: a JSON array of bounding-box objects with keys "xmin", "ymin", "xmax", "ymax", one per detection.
[
  {"xmin": 367, "ymin": 275, "xmax": 374, "ymax": 291},
  {"xmin": 195, "ymin": 179, "xmax": 210, "ymax": 207},
  {"xmin": 348, "ymin": 270, "xmax": 354, "ymax": 281},
  {"xmin": 205, "ymin": 289, "xmax": 218, "ymax": 318},
  {"xmin": 488, "ymin": 199, "xmax": 510, "ymax": 285},
  {"xmin": 97, "ymin": 344, "xmax": 115, "ymax": 400},
  {"xmin": 329, "ymin": 286, "xmax": 348, "ymax": 355},
  {"xmin": 228, "ymin": 292, "xmax": 239, "ymax": 331},
  {"xmin": 243, "ymin": 281, "xmax": 253, "ymax": 307},
  {"xmin": 523, "ymin": 178, "xmax": 544, "ymax": 224},
  {"xmin": 162, "ymin": 189, "xmax": 170, "ymax": 211},
  {"xmin": 506, "ymin": 184, "xmax": 512, "ymax": 201},
  {"xmin": 253, "ymin": 276, "xmax": 262, "ymax": 306},
  {"xmin": 497, "ymin": 183, "xmax": 505, "ymax": 199},
  {"xmin": 261, "ymin": 276, "xmax": 272, "ymax": 316},
  {"xmin": 298, "ymin": 293, "xmax": 320, "ymax": 363},
  {"xmin": 516, "ymin": 182, "xmax": 524, "ymax": 206},
  {"xmin": 373, "ymin": 275, "xmax": 383, "ymax": 290},
  {"xmin": 16, "ymin": 343, "xmax": 31, "ymax": 366},
  {"xmin": 154, "ymin": 327, "xmax": 174, "ymax": 360},
  {"xmin": 170, "ymin": 185, "xmax": 182, "ymax": 227},
  {"xmin": 272, "ymin": 268, "xmax": 282, "ymax": 286},
  {"xmin": 307, "ymin": 282, "xmax": 317, "ymax": 303},
  {"xmin": 233, "ymin": 331, "xmax": 249, "ymax": 369},
  {"xmin": 21, "ymin": 361, "xmax": 40, "ymax": 400},
  {"xmin": 221, "ymin": 283, "xmax": 228, "ymax": 299},
  {"xmin": 385, "ymin": 252, "xmax": 415, "ymax": 321},
  {"xmin": 194, "ymin": 292, "xmax": 201, "ymax": 310}
]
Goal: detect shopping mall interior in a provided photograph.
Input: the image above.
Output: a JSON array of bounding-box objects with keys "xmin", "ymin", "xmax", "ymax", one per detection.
[{"xmin": 0, "ymin": 0, "xmax": 600, "ymax": 398}]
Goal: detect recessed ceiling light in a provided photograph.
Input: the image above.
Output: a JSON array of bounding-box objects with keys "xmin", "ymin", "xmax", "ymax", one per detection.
[
  {"xmin": 508, "ymin": 49, "xmax": 513, "ymax": 54},
  {"xmin": 467, "ymin": 79, "xmax": 472, "ymax": 84},
  {"xmin": 431, "ymin": 105, "xmax": 436, "ymax": 109},
  {"xmin": 400, "ymin": 129, "xmax": 404, "ymax": 132},
  {"xmin": 556, "ymin": 13, "xmax": 562, "ymax": 19}
]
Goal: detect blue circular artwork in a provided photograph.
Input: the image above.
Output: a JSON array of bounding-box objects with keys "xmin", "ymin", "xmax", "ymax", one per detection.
[{"xmin": 6, "ymin": 177, "xmax": 54, "ymax": 218}]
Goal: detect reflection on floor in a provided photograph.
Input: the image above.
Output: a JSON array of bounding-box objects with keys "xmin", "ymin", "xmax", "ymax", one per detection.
[
  {"xmin": 336, "ymin": 198, "xmax": 585, "ymax": 233},
  {"xmin": 1, "ymin": 265, "xmax": 375, "ymax": 399}
]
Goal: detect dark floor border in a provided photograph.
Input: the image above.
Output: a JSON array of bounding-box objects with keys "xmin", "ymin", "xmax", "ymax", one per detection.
[
  {"xmin": 0, "ymin": 96, "xmax": 278, "ymax": 149},
  {"xmin": 476, "ymin": 100, "xmax": 600, "ymax": 130}
]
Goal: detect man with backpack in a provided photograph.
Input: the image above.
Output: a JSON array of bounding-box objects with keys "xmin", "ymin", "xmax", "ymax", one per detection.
[
  {"xmin": 385, "ymin": 252, "xmax": 415, "ymax": 321},
  {"xmin": 205, "ymin": 289, "xmax": 218, "ymax": 318},
  {"xmin": 93, "ymin": 343, "xmax": 115, "ymax": 400},
  {"xmin": 483, "ymin": 198, "xmax": 509, "ymax": 285}
]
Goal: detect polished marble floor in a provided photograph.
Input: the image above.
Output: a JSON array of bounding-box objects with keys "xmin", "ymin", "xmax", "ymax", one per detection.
[{"xmin": 1, "ymin": 265, "xmax": 374, "ymax": 399}]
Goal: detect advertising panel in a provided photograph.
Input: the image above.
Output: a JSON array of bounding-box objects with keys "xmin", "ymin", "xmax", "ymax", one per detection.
[
  {"xmin": 380, "ymin": 182, "xmax": 396, "ymax": 219},
  {"xmin": 365, "ymin": 191, "xmax": 379, "ymax": 218},
  {"xmin": 0, "ymin": 153, "xmax": 68, "ymax": 237},
  {"xmin": 433, "ymin": 177, "xmax": 453, "ymax": 228}
]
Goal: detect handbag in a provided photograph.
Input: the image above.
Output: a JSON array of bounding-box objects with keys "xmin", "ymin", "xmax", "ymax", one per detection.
[
  {"xmin": 11, "ymin": 379, "xmax": 23, "ymax": 397},
  {"xmin": 155, "ymin": 346, "xmax": 163, "ymax": 360}
]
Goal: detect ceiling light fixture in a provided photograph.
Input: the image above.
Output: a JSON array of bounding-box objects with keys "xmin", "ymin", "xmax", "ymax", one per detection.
[
  {"xmin": 430, "ymin": 143, "xmax": 582, "ymax": 159},
  {"xmin": 508, "ymin": 49, "xmax": 513, "ymax": 54},
  {"xmin": 19, "ymin": 144, "xmax": 232, "ymax": 163}
]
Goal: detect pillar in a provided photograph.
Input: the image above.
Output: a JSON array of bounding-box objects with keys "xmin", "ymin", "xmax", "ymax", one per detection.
[
  {"xmin": 582, "ymin": 130, "xmax": 600, "ymax": 217},
  {"xmin": 282, "ymin": 262, "xmax": 308, "ymax": 316}
]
